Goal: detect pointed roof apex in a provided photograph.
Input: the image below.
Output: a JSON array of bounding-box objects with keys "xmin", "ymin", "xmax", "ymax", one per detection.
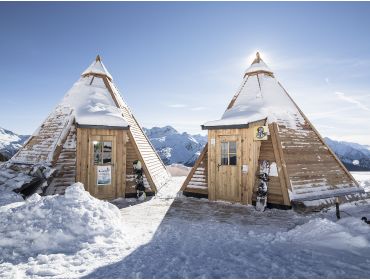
[
  {"xmin": 244, "ymin": 52, "xmax": 273, "ymax": 77},
  {"xmin": 252, "ymin": 52, "xmax": 261, "ymax": 64},
  {"xmin": 81, "ymin": 56, "xmax": 113, "ymax": 81}
]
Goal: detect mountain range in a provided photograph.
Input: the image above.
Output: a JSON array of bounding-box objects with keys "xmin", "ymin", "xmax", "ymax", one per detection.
[
  {"xmin": 1, "ymin": 125, "xmax": 369, "ymax": 171},
  {"xmin": 142, "ymin": 126, "xmax": 207, "ymax": 166}
]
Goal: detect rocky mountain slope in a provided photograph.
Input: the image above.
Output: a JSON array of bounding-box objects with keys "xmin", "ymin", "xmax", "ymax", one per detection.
[
  {"xmin": 143, "ymin": 126, "xmax": 207, "ymax": 167},
  {"xmin": 324, "ymin": 137, "xmax": 370, "ymax": 171}
]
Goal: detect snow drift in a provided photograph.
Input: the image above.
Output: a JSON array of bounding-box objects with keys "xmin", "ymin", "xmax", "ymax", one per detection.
[{"xmin": 0, "ymin": 183, "xmax": 124, "ymax": 264}]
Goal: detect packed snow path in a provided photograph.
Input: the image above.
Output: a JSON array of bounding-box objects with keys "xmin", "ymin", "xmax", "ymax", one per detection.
[
  {"xmin": 87, "ymin": 177, "xmax": 370, "ymax": 279},
  {"xmin": 1, "ymin": 176, "xmax": 370, "ymax": 278}
]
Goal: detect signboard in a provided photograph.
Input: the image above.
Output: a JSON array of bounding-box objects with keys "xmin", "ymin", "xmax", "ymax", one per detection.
[
  {"xmin": 97, "ymin": 165, "xmax": 111, "ymax": 185},
  {"xmin": 242, "ymin": 164, "xmax": 248, "ymax": 173},
  {"xmin": 254, "ymin": 126, "xmax": 269, "ymax": 141},
  {"xmin": 210, "ymin": 138, "xmax": 216, "ymax": 145}
]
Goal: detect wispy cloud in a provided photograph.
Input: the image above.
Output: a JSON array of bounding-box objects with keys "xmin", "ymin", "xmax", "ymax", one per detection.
[
  {"xmin": 190, "ymin": 106, "xmax": 206, "ymax": 111},
  {"xmin": 335, "ymin": 92, "xmax": 370, "ymax": 111},
  {"xmin": 168, "ymin": 104, "xmax": 188, "ymax": 108}
]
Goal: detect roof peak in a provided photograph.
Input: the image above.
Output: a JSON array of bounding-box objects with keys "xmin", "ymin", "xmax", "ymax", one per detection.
[
  {"xmin": 244, "ymin": 52, "xmax": 273, "ymax": 77},
  {"xmin": 81, "ymin": 55, "xmax": 113, "ymax": 81},
  {"xmin": 252, "ymin": 52, "xmax": 262, "ymax": 64}
]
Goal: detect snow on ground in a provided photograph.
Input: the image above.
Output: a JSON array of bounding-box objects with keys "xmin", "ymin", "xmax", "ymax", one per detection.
[
  {"xmin": 1, "ymin": 177, "xmax": 370, "ymax": 278},
  {"xmin": 351, "ymin": 171, "xmax": 370, "ymax": 192},
  {"xmin": 0, "ymin": 183, "xmax": 128, "ymax": 278}
]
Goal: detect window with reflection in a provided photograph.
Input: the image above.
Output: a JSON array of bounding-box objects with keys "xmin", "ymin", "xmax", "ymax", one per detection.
[
  {"xmin": 220, "ymin": 141, "xmax": 237, "ymax": 166},
  {"xmin": 93, "ymin": 141, "xmax": 112, "ymax": 165}
]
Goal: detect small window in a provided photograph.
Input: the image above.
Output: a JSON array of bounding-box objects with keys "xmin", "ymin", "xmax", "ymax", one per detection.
[
  {"xmin": 220, "ymin": 141, "xmax": 237, "ymax": 166},
  {"xmin": 93, "ymin": 141, "xmax": 112, "ymax": 165}
]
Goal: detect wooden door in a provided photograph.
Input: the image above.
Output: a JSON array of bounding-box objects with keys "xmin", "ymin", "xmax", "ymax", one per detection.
[
  {"xmin": 215, "ymin": 135, "xmax": 242, "ymax": 202},
  {"xmin": 88, "ymin": 135, "xmax": 117, "ymax": 199}
]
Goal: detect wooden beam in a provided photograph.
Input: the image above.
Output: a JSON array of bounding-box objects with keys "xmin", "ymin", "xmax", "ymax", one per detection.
[
  {"xmin": 270, "ymin": 123, "xmax": 291, "ymax": 206},
  {"xmin": 272, "ymin": 123, "xmax": 292, "ymax": 192}
]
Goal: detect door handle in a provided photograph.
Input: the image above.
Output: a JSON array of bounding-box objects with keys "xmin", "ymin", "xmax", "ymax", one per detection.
[{"xmin": 217, "ymin": 163, "xmax": 221, "ymax": 171}]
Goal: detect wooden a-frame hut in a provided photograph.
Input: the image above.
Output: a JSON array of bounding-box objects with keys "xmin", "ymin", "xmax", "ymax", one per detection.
[
  {"xmin": 0, "ymin": 56, "xmax": 170, "ymax": 200},
  {"xmin": 181, "ymin": 52, "xmax": 364, "ymax": 209}
]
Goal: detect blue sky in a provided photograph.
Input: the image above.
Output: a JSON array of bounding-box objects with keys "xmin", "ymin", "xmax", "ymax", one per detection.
[{"xmin": 1, "ymin": 2, "xmax": 370, "ymax": 145}]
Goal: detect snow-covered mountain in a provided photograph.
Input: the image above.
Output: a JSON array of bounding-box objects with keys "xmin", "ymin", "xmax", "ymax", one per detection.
[
  {"xmin": 0, "ymin": 127, "xmax": 29, "ymax": 161},
  {"xmin": 324, "ymin": 137, "xmax": 370, "ymax": 171},
  {"xmin": 143, "ymin": 126, "xmax": 207, "ymax": 167}
]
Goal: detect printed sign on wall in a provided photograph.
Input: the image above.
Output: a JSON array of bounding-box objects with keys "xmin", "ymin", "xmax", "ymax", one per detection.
[
  {"xmin": 97, "ymin": 165, "xmax": 111, "ymax": 185},
  {"xmin": 254, "ymin": 126, "xmax": 269, "ymax": 141}
]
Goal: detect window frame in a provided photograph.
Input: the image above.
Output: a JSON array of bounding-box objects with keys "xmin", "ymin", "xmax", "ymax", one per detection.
[
  {"xmin": 93, "ymin": 141, "xmax": 113, "ymax": 165},
  {"xmin": 220, "ymin": 141, "xmax": 237, "ymax": 166}
]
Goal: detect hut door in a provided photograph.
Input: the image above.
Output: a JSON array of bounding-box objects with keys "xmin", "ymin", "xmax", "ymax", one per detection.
[
  {"xmin": 89, "ymin": 135, "xmax": 116, "ymax": 199},
  {"xmin": 215, "ymin": 135, "xmax": 241, "ymax": 202}
]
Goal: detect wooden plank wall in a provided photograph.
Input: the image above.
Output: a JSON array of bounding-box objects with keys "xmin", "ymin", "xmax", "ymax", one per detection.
[
  {"xmin": 125, "ymin": 138, "xmax": 153, "ymax": 195},
  {"xmin": 207, "ymin": 126, "xmax": 261, "ymax": 204},
  {"xmin": 181, "ymin": 144, "xmax": 208, "ymax": 196},
  {"xmin": 279, "ymin": 124, "xmax": 358, "ymax": 199},
  {"xmin": 12, "ymin": 106, "xmax": 73, "ymax": 165},
  {"xmin": 45, "ymin": 125, "xmax": 77, "ymax": 195},
  {"xmin": 252, "ymin": 124, "xmax": 290, "ymax": 206},
  {"xmin": 76, "ymin": 127, "xmax": 127, "ymax": 200}
]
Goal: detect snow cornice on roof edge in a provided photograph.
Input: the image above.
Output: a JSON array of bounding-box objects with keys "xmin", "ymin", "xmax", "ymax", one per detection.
[{"xmin": 81, "ymin": 55, "xmax": 113, "ymax": 81}]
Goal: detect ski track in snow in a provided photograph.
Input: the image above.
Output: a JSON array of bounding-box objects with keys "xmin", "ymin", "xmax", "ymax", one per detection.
[{"xmin": 1, "ymin": 176, "xmax": 370, "ymax": 278}]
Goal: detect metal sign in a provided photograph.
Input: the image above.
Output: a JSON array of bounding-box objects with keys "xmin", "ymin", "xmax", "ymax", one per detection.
[
  {"xmin": 254, "ymin": 126, "xmax": 269, "ymax": 141},
  {"xmin": 97, "ymin": 165, "xmax": 111, "ymax": 185}
]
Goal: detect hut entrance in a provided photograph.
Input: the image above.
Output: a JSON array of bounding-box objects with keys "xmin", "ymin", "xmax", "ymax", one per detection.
[
  {"xmin": 215, "ymin": 135, "xmax": 241, "ymax": 202},
  {"xmin": 88, "ymin": 135, "xmax": 117, "ymax": 198}
]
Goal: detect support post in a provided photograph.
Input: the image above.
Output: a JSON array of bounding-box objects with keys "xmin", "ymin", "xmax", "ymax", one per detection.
[{"xmin": 335, "ymin": 197, "xmax": 340, "ymax": 219}]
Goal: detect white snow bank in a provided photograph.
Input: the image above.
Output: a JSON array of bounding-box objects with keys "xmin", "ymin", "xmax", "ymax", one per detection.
[
  {"xmin": 274, "ymin": 217, "xmax": 369, "ymax": 250},
  {"xmin": 0, "ymin": 189, "xmax": 24, "ymax": 207},
  {"xmin": 0, "ymin": 183, "xmax": 124, "ymax": 264}
]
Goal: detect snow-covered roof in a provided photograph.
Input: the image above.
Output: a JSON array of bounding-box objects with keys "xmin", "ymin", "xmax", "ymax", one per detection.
[
  {"xmin": 244, "ymin": 57, "xmax": 273, "ymax": 75},
  {"xmin": 61, "ymin": 75, "xmax": 128, "ymax": 128},
  {"xmin": 203, "ymin": 53, "xmax": 304, "ymax": 129},
  {"xmin": 81, "ymin": 55, "xmax": 113, "ymax": 81}
]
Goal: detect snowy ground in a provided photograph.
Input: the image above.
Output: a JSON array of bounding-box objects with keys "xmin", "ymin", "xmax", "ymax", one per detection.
[
  {"xmin": 1, "ymin": 175, "xmax": 370, "ymax": 278},
  {"xmin": 352, "ymin": 171, "xmax": 370, "ymax": 192}
]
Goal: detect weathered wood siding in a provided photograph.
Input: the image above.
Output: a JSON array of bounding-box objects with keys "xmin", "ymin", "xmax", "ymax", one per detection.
[
  {"xmin": 181, "ymin": 144, "xmax": 208, "ymax": 196},
  {"xmin": 12, "ymin": 106, "xmax": 74, "ymax": 165},
  {"xmin": 45, "ymin": 125, "xmax": 77, "ymax": 195},
  {"xmin": 252, "ymin": 124, "xmax": 290, "ymax": 206},
  {"xmin": 206, "ymin": 126, "xmax": 261, "ymax": 204},
  {"xmin": 279, "ymin": 123, "xmax": 358, "ymax": 201},
  {"xmin": 76, "ymin": 127, "xmax": 127, "ymax": 200}
]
